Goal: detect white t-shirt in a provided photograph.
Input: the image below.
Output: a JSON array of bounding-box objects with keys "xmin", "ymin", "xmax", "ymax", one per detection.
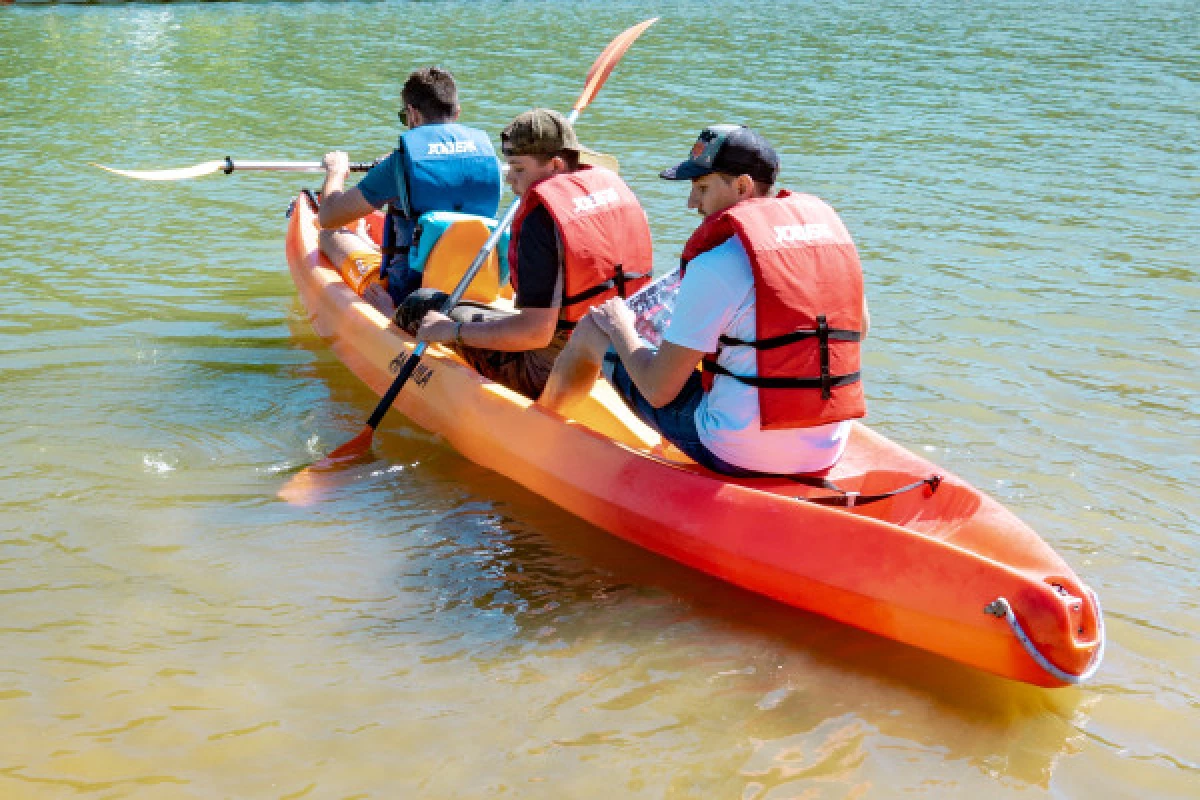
[{"xmin": 663, "ymin": 236, "xmax": 853, "ymax": 473}]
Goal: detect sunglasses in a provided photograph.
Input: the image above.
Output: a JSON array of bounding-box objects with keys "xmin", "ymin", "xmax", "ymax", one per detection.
[{"xmin": 397, "ymin": 107, "xmax": 409, "ymax": 127}]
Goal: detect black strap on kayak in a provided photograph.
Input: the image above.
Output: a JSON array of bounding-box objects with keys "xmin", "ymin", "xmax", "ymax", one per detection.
[
  {"xmin": 734, "ymin": 470, "xmax": 940, "ymax": 508},
  {"xmin": 799, "ymin": 474, "xmax": 942, "ymax": 508},
  {"xmin": 724, "ymin": 455, "xmax": 942, "ymax": 508}
]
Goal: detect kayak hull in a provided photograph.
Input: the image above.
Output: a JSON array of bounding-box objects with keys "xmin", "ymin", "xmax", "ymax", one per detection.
[{"xmin": 284, "ymin": 194, "xmax": 1103, "ymax": 687}]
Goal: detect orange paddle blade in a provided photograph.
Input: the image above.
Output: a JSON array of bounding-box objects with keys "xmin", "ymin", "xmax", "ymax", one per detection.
[
  {"xmin": 572, "ymin": 17, "xmax": 658, "ymax": 114},
  {"xmin": 276, "ymin": 426, "xmax": 375, "ymax": 505}
]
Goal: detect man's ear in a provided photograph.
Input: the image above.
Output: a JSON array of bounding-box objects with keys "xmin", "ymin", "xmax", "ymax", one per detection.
[
  {"xmin": 451, "ymin": 104, "xmax": 461, "ymax": 122},
  {"xmin": 735, "ymin": 174, "xmax": 756, "ymax": 198}
]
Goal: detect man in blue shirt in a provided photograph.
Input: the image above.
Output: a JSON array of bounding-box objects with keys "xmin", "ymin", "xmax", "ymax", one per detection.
[{"xmin": 316, "ymin": 67, "xmax": 501, "ymax": 318}]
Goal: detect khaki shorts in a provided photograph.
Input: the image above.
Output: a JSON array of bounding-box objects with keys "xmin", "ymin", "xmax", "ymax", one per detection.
[{"xmin": 454, "ymin": 330, "xmax": 568, "ymax": 400}]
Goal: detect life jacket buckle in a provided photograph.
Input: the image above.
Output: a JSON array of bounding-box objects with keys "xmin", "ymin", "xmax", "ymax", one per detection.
[{"xmin": 817, "ymin": 314, "xmax": 832, "ymax": 399}]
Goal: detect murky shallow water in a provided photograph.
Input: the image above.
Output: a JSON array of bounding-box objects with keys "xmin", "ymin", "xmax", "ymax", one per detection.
[{"xmin": 1, "ymin": 1, "xmax": 1196, "ymax": 797}]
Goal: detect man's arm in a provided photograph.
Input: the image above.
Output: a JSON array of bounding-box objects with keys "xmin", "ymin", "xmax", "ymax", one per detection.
[
  {"xmin": 317, "ymin": 151, "xmax": 379, "ymax": 230},
  {"xmin": 418, "ymin": 305, "xmax": 560, "ymax": 351},
  {"xmin": 593, "ymin": 298, "xmax": 703, "ymax": 408},
  {"xmin": 418, "ymin": 250, "xmax": 563, "ymax": 351}
]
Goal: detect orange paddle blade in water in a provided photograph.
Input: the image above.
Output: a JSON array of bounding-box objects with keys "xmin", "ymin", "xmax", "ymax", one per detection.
[{"xmin": 276, "ymin": 426, "xmax": 375, "ymax": 505}]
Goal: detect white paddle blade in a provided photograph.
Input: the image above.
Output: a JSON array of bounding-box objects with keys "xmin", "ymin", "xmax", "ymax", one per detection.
[{"xmin": 90, "ymin": 160, "xmax": 226, "ymax": 181}]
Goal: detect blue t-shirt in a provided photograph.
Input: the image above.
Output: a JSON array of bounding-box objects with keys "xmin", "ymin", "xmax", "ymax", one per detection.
[{"xmin": 355, "ymin": 151, "xmax": 408, "ymax": 210}]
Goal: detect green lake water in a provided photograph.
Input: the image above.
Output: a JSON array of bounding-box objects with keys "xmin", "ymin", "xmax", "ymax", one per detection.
[{"xmin": 1, "ymin": 1, "xmax": 1196, "ymax": 797}]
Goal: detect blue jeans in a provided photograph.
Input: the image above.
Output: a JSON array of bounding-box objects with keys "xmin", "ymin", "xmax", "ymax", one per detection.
[
  {"xmin": 385, "ymin": 261, "xmax": 424, "ymax": 307},
  {"xmin": 604, "ymin": 353, "xmax": 756, "ymax": 476}
]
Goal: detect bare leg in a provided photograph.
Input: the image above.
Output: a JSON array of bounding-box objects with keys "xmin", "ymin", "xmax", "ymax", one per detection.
[
  {"xmin": 538, "ymin": 314, "xmax": 611, "ymax": 415},
  {"xmin": 317, "ymin": 226, "xmax": 396, "ymax": 318},
  {"xmin": 360, "ymin": 282, "xmax": 396, "ymax": 319}
]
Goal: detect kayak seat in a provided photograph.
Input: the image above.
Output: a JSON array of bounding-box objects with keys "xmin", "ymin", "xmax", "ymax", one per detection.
[{"xmin": 417, "ymin": 215, "xmax": 512, "ymax": 305}]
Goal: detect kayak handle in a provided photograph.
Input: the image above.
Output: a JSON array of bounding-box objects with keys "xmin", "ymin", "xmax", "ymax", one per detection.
[{"xmin": 984, "ymin": 588, "xmax": 1105, "ymax": 685}]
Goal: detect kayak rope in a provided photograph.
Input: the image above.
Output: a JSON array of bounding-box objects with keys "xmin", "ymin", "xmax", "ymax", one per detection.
[{"xmin": 984, "ymin": 587, "xmax": 1105, "ymax": 685}]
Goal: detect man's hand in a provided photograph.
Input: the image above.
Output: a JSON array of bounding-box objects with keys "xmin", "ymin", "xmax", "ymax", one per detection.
[
  {"xmin": 589, "ymin": 296, "xmax": 636, "ymax": 339},
  {"xmin": 321, "ymin": 150, "xmax": 351, "ymax": 180},
  {"xmin": 416, "ymin": 310, "xmax": 458, "ymax": 343}
]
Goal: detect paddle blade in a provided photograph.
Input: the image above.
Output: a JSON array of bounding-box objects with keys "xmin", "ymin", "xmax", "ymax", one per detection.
[
  {"xmin": 579, "ymin": 149, "xmax": 620, "ymax": 173},
  {"xmin": 91, "ymin": 160, "xmax": 227, "ymax": 181},
  {"xmin": 572, "ymin": 17, "xmax": 658, "ymax": 115},
  {"xmin": 276, "ymin": 426, "xmax": 375, "ymax": 506}
]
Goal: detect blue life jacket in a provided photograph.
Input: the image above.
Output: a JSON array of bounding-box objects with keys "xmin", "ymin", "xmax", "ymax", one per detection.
[{"xmin": 381, "ymin": 123, "xmax": 501, "ymax": 278}]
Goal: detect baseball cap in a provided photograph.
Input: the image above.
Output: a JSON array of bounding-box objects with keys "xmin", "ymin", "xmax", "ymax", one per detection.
[
  {"xmin": 501, "ymin": 108, "xmax": 603, "ymax": 162},
  {"xmin": 660, "ymin": 124, "xmax": 780, "ymax": 184}
]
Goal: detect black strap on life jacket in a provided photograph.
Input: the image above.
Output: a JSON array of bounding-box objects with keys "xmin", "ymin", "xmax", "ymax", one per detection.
[
  {"xmin": 380, "ymin": 205, "xmax": 413, "ymax": 263},
  {"xmin": 702, "ymin": 361, "xmax": 861, "ymax": 392},
  {"xmin": 560, "ymin": 264, "xmax": 653, "ymax": 308},
  {"xmin": 709, "ymin": 315, "xmax": 862, "ymax": 399},
  {"xmin": 556, "ymin": 264, "xmax": 652, "ymax": 332},
  {"xmin": 717, "ymin": 323, "xmax": 862, "ymax": 350}
]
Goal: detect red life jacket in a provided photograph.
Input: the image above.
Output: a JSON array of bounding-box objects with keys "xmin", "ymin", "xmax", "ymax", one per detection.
[
  {"xmin": 681, "ymin": 190, "xmax": 866, "ymax": 430},
  {"xmin": 509, "ymin": 166, "xmax": 653, "ymax": 328}
]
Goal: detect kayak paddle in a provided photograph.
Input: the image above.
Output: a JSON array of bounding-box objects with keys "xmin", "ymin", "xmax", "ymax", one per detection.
[
  {"xmin": 92, "ymin": 155, "xmax": 618, "ymax": 181},
  {"xmin": 279, "ymin": 16, "xmax": 658, "ymax": 505},
  {"xmin": 91, "ymin": 157, "xmax": 377, "ymax": 182}
]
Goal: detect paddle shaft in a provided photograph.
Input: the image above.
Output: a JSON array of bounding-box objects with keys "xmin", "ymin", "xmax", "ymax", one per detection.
[
  {"xmin": 365, "ymin": 196, "xmax": 522, "ymax": 430},
  {"xmin": 224, "ymin": 158, "xmax": 374, "ymax": 174}
]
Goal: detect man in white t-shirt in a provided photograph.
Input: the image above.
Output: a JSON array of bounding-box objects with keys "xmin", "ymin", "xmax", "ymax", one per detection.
[{"xmin": 539, "ymin": 125, "xmax": 870, "ymax": 476}]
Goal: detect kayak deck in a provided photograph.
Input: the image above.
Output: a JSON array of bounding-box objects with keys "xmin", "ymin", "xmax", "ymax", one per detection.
[{"xmin": 284, "ymin": 194, "xmax": 1103, "ymax": 687}]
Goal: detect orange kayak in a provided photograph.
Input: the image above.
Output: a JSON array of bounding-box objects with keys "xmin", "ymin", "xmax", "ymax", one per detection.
[{"xmin": 284, "ymin": 193, "xmax": 1104, "ymax": 687}]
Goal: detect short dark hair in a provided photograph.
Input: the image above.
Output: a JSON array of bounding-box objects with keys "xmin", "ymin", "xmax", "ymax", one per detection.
[
  {"xmin": 713, "ymin": 171, "xmax": 775, "ymax": 197},
  {"xmin": 529, "ymin": 149, "xmax": 581, "ymax": 171},
  {"xmin": 401, "ymin": 67, "xmax": 458, "ymax": 121}
]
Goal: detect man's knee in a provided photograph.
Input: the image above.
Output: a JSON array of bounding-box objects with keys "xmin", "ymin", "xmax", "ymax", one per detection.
[
  {"xmin": 395, "ymin": 288, "xmax": 449, "ymax": 334},
  {"xmin": 566, "ymin": 315, "xmax": 610, "ymax": 363}
]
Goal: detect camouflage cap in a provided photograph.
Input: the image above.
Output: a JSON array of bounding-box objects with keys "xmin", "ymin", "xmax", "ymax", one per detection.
[{"xmin": 500, "ymin": 108, "xmax": 601, "ymax": 160}]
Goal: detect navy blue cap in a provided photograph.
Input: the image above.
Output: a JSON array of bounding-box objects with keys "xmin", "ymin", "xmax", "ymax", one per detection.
[{"xmin": 660, "ymin": 125, "xmax": 780, "ymax": 184}]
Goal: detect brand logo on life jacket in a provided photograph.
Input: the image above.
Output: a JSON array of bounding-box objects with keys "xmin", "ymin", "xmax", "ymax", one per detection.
[
  {"xmin": 573, "ymin": 187, "xmax": 620, "ymax": 214},
  {"xmin": 774, "ymin": 223, "xmax": 833, "ymax": 244},
  {"xmin": 427, "ymin": 140, "xmax": 479, "ymax": 156}
]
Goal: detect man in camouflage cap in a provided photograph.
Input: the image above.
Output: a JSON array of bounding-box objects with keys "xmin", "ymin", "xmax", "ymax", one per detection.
[{"xmin": 407, "ymin": 109, "xmax": 653, "ymax": 399}]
